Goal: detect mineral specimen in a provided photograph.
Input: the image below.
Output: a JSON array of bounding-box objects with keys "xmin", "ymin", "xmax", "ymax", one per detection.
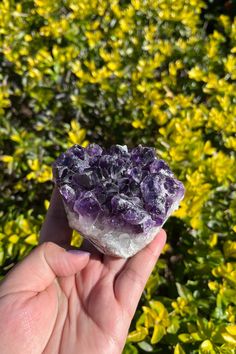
[{"xmin": 53, "ymin": 144, "xmax": 185, "ymax": 258}]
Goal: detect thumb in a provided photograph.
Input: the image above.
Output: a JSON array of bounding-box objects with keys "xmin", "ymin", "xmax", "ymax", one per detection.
[{"xmin": 0, "ymin": 242, "xmax": 90, "ymax": 297}]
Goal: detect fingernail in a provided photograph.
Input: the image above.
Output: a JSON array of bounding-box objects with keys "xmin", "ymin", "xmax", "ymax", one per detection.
[{"xmin": 67, "ymin": 249, "xmax": 90, "ymax": 256}]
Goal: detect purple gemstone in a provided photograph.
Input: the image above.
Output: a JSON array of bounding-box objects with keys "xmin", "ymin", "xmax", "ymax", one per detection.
[
  {"xmin": 149, "ymin": 159, "xmax": 171, "ymax": 174},
  {"xmin": 128, "ymin": 167, "xmax": 142, "ymax": 183},
  {"xmin": 109, "ymin": 144, "xmax": 129, "ymax": 156},
  {"xmin": 60, "ymin": 185, "xmax": 76, "ymax": 205},
  {"xmin": 111, "ymin": 195, "xmax": 130, "ymax": 212},
  {"xmin": 86, "ymin": 143, "xmax": 103, "ymax": 157},
  {"xmin": 70, "ymin": 145, "xmax": 85, "ymax": 159},
  {"xmin": 142, "ymin": 217, "xmax": 156, "ymax": 232},
  {"xmin": 53, "ymin": 143, "xmax": 185, "ymax": 234},
  {"xmin": 74, "ymin": 192, "xmax": 101, "ymax": 217},
  {"xmin": 131, "ymin": 145, "xmax": 155, "ymax": 165},
  {"xmin": 118, "ymin": 177, "xmax": 130, "ymax": 193},
  {"xmin": 121, "ymin": 208, "xmax": 148, "ymax": 225},
  {"xmin": 140, "ymin": 175, "xmax": 161, "ymax": 203}
]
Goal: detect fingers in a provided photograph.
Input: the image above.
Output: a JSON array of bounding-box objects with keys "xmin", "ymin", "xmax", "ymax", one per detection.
[
  {"xmin": 80, "ymin": 239, "xmax": 103, "ymax": 259},
  {"xmin": 0, "ymin": 242, "xmax": 90, "ymax": 297},
  {"xmin": 103, "ymin": 255, "xmax": 127, "ymax": 276},
  {"xmin": 40, "ymin": 187, "xmax": 72, "ymax": 248},
  {"xmin": 114, "ymin": 229, "xmax": 167, "ymax": 318}
]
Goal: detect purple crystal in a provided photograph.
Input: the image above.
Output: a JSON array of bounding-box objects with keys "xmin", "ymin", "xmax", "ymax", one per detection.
[
  {"xmin": 86, "ymin": 143, "xmax": 103, "ymax": 157},
  {"xmin": 74, "ymin": 191, "xmax": 101, "ymax": 217},
  {"xmin": 60, "ymin": 185, "xmax": 76, "ymax": 208},
  {"xmin": 53, "ymin": 143, "xmax": 185, "ymax": 237},
  {"xmin": 70, "ymin": 145, "xmax": 85, "ymax": 159},
  {"xmin": 149, "ymin": 159, "xmax": 171, "ymax": 174}
]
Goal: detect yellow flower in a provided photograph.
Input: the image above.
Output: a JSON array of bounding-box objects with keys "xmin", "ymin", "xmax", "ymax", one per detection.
[
  {"xmin": 132, "ymin": 120, "xmax": 145, "ymax": 129},
  {"xmin": 172, "ymin": 297, "xmax": 194, "ymax": 316},
  {"xmin": 208, "ymin": 233, "xmax": 218, "ymax": 248},
  {"xmin": 131, "ymin": 0, "xmax": 140, "ymax": 10},
  {"xmin": 0, "ymin": 155, "xmax": 13, "ymax": 163},
  {"xmin": 28, "ymin": 159, "xmax": 40, "ymax": 171},
  {"xmin": 9, "ymin": 234, "xmax": 19, "ymax": 244},
  {"xmin": 203, "ymin": 141, "xmax": 215, "ymax": 156},
  {"xmin": 225, "ymin": 54, "xmax": 236, "ymax": 79},
  {"xmin": 188, "ymin": 66, "xmax": 205, "ymax": 81},
  {"xmin": 37, "ymin": 166, "xmax": 52, "ymax": 183},
  {"xmin": 25, "ymin": 233, "xmax": 38, "ymax": 245},
  {"xmin": 208, "ymin": 281, "xmax": 219, "ymax": 292},
  {"xmin": 85, "ymin": 30, "xmax": 103, "ymax": 48},
  {"xmin": 68, "ymin": 119, "xmax": 87, "ymax": 145},
  {"xmin": 219, "ymin": 15, "xmax": 231, "ymax": 32}
]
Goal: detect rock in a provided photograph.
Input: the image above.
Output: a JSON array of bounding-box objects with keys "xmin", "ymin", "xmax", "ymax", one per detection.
[{"xmin": 53, "ymin": 143, "xmax": 185, "ymax": 258}]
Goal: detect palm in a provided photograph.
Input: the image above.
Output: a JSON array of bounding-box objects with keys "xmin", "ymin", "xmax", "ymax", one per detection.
[
  {"xmin": 74, "ymin": 258, "xmax": 125, "ymax": 353},
  {"xmin": 43, "ymin": 251, "xmax": 150, "ymax": 354},
  {"xmin": 0, "ymin": 188, "xmax": 166, "ymax": 354},
  {"xmin": 56, "ymin": 260, "xmax": 127, "ymax": 354}
]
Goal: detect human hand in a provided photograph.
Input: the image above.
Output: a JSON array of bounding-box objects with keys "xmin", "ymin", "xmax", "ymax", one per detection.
[{"xmin": 0, "ymin": 188, "xmax": 166, "ymax": 354}]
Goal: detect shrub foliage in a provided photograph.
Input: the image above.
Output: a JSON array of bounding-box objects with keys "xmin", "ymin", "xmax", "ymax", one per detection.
[{"xmin": 0, "ymin": 0, "xmax": 236, "ymax": 352}]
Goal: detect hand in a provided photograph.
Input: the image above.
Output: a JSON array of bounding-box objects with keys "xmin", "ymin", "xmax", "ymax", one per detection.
[{"xmin": 0, "ymin": 188, "xmax": 166, "ymax": 354}]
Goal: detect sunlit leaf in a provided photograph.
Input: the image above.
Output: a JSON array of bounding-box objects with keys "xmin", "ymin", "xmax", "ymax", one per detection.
[
  {"xmin": 167, "ymin": 316, "xmax": 180, "ymax": 334},
  {"xmin": 199, "ymin": 339, "xmax": 216, "ymax": 354},
  {"xmin": 178, "ymin": 333, "xmax": 193, "ymax": 343},
  {"xmin": 174, "ymin": 343, "xmax": 186, "ymax": 354},
  {"xmin": 176, "ymin": 283, "xmax": 193, "ymax": 301},
  {"xmin": 226, "ymin": 325, "xmax": 236, "ymax": 336},
  {"xmin": 224, "ymin": 241, "xmax": 236, "ymax": 259},
  {"xmin": 127, "ymin": 327, "xmax": 148, "ymax": 343},
  {"xmin": 221, "ymin": 332, "xmax": 236, "ymax": 345},
  {"xmin": 151, "ymin": 324, "xmax": 165, "ymax": 344},
  {"xmin": 123, "ymin": 343, "xmax": 139, "ymax": 354}
]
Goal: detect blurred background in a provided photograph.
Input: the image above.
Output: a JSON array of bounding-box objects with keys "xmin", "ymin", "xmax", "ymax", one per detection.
[{"xmin": 0, "ymin": 0, "xmax": 236, "ymax": 352}]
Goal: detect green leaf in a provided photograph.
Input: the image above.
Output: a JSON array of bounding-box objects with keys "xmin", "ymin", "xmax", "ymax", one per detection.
[
  {"xmin": 174, "ymin": 343, "xmax": 186, "ymax": 354},
  {"xmin": 225, "ymin": 325, "xmax": 236, "ymax": 336},
  {"xmin": 151, "ymin": 324, "xmax": 166, "ymax": 344},
  {"xmin": 221, "ymin": 289, "xmax": 236, "ymax": 305},
  {"xmin": 224, "ymin": 240, "xmax": 236, "ymax": 258},
  {"xmin": 178, "ymin": 333, "xmax": 194, "ymax": 343},
  {"xmin": 221, "ymin": 332, "xmax": 236, "ymax": 345},
  {"xmin": 187, "ymin": 323, "xmax": 197, "ymax": 333},
  {"xmin": 123, "ymin": 343, "xmax": 138, "ymax": 354},
  {"xmin": 149, "ymin": 300, "xmax": 165, "ymax": 314},
  {"xmin": 144, "ymin": 311, "xmax": 155, "ymax": 329},
  {"xmin": 176, "ymin": 283, "xmax": 193, "ymax": 301},
  {"xmin": 136, "ymin": 313, "xmax": 146, "ymax": 328},
  {"xmin": 191, "ymin": 332, "xmax": 203, "ymax": 341},
  {"xmin": 197, "ymin": 318, "xmax": 210, "ymax": 337},
  {"xmin": 199, "ymin": 340, "xmax": 216, "ymax": 354},
  {"xmin": 145, "ymin": 273, "xmax": 160, "ymax": 299},
  {"xmin": 127, "ymin": 327, "xmax": 148, "ymax": 343},
  {"xmin": 219, "ymin": 343, "xmax": 236, "ymax": 354},
  {"xmin": 142, "ymin": 306, "xmax": 157, "ymax": 326},
  {"xmin": 149, "ymin": 300, "xmax": 168, "ymax": 321},
  {"xmin": 167, "ymin": 316, "xmax": 180, "ymax": 334},
  {"xmin": 137, "ymin": 341, "xmax": 153, "ymax": 352}
]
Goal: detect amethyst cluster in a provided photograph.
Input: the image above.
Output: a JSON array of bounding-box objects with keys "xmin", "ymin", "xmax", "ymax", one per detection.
[{"xmin": 53, "ymin": 144, "xmax": 185, "ymax": 258}]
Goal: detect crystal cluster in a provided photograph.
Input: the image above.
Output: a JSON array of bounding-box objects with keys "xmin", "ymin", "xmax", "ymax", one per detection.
[{"xmin": 53, "ymin": 144, "xmax": 185, "ymax": 258}]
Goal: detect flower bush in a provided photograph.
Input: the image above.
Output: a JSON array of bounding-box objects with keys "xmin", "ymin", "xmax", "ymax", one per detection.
[{"xmin": 0, "ymin": 0, "xmax": 236, "ymax": 352}]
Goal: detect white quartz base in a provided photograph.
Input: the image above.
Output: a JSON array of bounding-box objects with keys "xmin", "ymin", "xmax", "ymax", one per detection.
[
  {"xmin": 64, "ymin": 196, "xmax": 182, "ymax": 258},
  {"xmin": 64, "ymin": 206, "xmax": 159, "ymax": 258}
]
